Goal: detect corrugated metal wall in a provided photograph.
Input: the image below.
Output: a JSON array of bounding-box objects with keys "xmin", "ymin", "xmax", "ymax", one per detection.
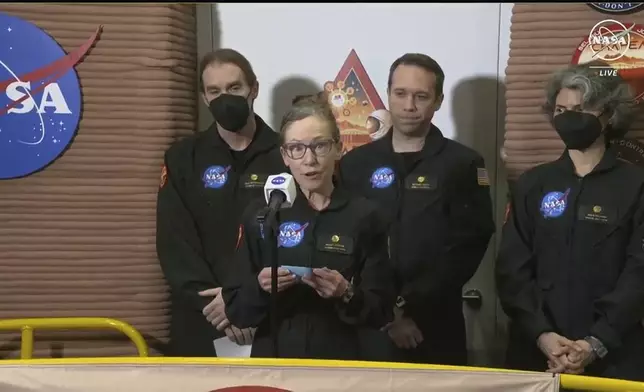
[
  {"xmin": 504, "ymin": 3, "xmax": 644, "ymax": 180},
  {"xmin": 0, "ymin": 4, "xmax": 197, "ymax": 358}
]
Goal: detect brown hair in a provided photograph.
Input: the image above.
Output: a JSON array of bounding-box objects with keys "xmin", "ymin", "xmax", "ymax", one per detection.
[
  {"xmin": 199, "ymin": 48, "xmax": 257, "ymax": 92},
  {"xmin": 279, "ymin": 92, "xmax": 340, "ymax": 143},
  {"xmin": 388, "ymin": 53, "xmax": 445, "ymax": 97}
]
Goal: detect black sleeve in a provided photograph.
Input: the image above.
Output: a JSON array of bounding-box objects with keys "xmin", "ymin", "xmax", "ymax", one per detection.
[
  {"xmin": 156, "ymin": 154, "xmax": 216, "ymax": 313},
  {"xmin": 336, "ymin": 208, "xmax": 396, "ymax": 328},
  {"xmin": 336, "ymin": 155, "xmax": 354, "ymax": 190},
  {"xmin": 590, "ymin": 191, "xmax": 644, "ymax": 352},
  {"xmin": 399, "ymin": 157, "xmax": 495, "ymax": 309},
  {"xmin": 495, "ymin": 174, "xmax": 553, "ymax": 342},
  {"xmin": 222, "ymin": 203, "xmax": 270, "ymax": 329}
]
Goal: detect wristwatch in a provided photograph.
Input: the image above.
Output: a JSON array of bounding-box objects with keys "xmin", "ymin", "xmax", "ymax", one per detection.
[
  {"xmin": 395, "ymin": 295, "xmax": 406, "ymax": 310},
  {"xmin": 584, "ymin": 336, "xmax": 608, "ymax": 359},
  {"xmin": 341, "ymin": 282, "xmax": 355, "ymax": 304}
]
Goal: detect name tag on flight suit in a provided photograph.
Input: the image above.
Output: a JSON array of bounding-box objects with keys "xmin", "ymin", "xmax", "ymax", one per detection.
[
  {"xmin": 241, "ymin": 173, "xmax": 268, "ymax": 189},
  {"xmin": 316, "ymin": 233, "xmax": 354, "ymax": 254},
  {"xmin": 577, "ymin": 204, "xmax": 617, "ymax": 224},
  {"xmin": 404, "ymin": 174, "xmax": 437, "ymax": 190}
]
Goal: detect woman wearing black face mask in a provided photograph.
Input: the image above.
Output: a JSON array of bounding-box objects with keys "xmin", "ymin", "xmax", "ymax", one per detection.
[{"xmin": 496, "ymin": 62, "xmax": 644, "ymax": 381}]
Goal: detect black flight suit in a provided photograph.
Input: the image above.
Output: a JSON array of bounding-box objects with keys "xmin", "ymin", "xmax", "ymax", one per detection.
[
  {"xmin": 156, "ymin": 115, "xmax": 286, "ymax": 356},
  {"xmin": 222, "ymin": 185, "xmax": 396, "ymax": 360},
  {"xmin": 338, "ymin": 125, "xmax": 495, "ymax": 365},
  {"xmin": 496, "ymin": 148, "xmax": 644, "ymax": 381}
]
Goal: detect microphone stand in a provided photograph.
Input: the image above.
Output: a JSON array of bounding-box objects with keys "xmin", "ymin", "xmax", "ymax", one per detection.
[{"xmin": 256, "ymin": 206, "xmax": 280, "ymax": 358}]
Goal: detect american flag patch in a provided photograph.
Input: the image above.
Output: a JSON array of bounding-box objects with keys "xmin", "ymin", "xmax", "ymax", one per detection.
[{"xmin": 477, "ymin": 168, "xmax": 490, "ymax": 186}]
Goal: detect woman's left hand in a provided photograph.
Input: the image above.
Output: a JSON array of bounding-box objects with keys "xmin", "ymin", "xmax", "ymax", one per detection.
[{"xmin": 302, "ymin": 267, "xmax": 348, "ymax": 298}]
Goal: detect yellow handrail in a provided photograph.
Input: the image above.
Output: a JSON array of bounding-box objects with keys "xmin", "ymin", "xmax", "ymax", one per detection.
[{"xmin": 0, "ymin": 317, "xmax": 148, "ymax": 359}]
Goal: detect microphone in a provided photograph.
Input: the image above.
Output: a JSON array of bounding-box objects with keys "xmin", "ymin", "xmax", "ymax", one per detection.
[
  {"xmin": 263, "ymin": 173, "xmax": 297, "ymax": 211},
  {"xmin": 259, "ymin": 173, "xmax": 297, "ymax": 358}
]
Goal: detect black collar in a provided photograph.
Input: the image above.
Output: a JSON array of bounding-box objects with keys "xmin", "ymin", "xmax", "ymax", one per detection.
[
  {"xmin": 555, "ymin": 146, "xmax": 620, "ymax": 177},
  {"xmin": 372, "ymin": 123, "xmax": 447, "ymax": 158},
  {"xmin": 293, "ymin": 180, "xmax": 350, "ymax": 212},
  {"xmin": 204, "ymin": 114, "xmax": 278, "ymax": 154}
]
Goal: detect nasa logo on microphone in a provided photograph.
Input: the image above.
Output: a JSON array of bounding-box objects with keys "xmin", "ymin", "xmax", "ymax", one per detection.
[
  {"xmin": 0, "ymin": 12, "xmax": 101, "ymax": 179},
  {"xmin": 271, "ymin": 176, "xmax": 286, "ymax": 185},
  {"xmin": 588, "ymin": 3, "xmax": 644, "ymax": 14}
]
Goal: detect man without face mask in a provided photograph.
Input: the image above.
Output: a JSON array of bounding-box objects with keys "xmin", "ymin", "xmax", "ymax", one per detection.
[
  {"xmin": 553, "ymin": 111, "xmax": 606, "ymax": 151},
  {"xmin": 209, "ymin": 92, "xmax": 252, "ymax": 133}
]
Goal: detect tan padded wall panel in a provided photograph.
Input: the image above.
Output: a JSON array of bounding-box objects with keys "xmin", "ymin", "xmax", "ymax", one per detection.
[
  {"xmin": 0, "ymin": 4, "xmax": 196, "ymax": 358},
  {"xmin": 504, "ymin": 3, "xmax": 644, "ymax": 180}
]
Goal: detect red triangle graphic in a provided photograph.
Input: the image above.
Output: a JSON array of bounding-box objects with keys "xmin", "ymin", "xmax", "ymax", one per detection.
[{"xmin": 324, "ymin": 49, "xmax": 387, "ymax": 153}]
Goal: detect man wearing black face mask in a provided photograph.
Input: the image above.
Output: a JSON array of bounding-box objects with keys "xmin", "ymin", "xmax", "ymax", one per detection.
[
  {"xmin": 156, "ymin": 48, "xmax": 286, "ymax": 356},
  {"xmin": 496, "ymin": 62, "xmax": 644, "ymax": 381}
]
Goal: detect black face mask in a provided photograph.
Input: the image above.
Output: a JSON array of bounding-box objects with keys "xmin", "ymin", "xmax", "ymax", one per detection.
[
  {"xmin": 553, "ymin": 111, "xmax": 604, "ymax": 151},
  {"xmin": 209, "ymin": 93, "xmax": 250, "ymax": 133}
]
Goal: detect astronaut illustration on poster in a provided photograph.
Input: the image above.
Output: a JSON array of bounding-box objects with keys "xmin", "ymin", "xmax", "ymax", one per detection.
[{"xmin": 324, "ymin": 49, "xmax": 391, "ymax": 154}]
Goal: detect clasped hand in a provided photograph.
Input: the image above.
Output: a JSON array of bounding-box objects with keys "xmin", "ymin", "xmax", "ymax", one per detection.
[
  {"xmin": 381, "ymin": 307, "xmax": 424, "ymax": 349},
  {"xmin": 538, "ymin": 332, "xmax": 596, "ymax": 374},
  {"xmin": 257, "ymin": 266, "xmax": 348, "ymax": 299},
  {"xmin": 198, "ymin": 287, "xmax": 255, "ymax": 345}
]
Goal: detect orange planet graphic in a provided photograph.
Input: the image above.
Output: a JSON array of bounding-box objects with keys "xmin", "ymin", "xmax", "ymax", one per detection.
[{"xmin": 571, "ymin": 21, "xmax": 644, "ymax": 103}]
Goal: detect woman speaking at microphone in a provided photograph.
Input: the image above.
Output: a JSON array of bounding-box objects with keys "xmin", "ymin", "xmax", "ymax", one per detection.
[{"xmin": 222, "ymin": 95, "xmax": 395, "ymax": 360}]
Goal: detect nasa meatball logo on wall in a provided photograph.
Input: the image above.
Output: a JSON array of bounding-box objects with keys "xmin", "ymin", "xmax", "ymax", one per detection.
[
  {"xmin": 325, "ymin": 49, "xmax": 392, "ymax": 154},
  {"xmin": 0, "ymin": 12, "xmax": 100, "ymax": 180}
]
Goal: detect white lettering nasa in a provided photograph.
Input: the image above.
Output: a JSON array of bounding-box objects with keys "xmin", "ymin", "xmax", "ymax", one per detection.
[
  {"xmin": 373, "ymin": 173, "xmax": 393, "ymax": 183},
  {"xmin": 205, "ymin": 172, "xmax": 225, "ymax": 182},
  {"xmin": 280, "ymin": 229, "xmax": 299, "ymax": 239},
  {"xmin": 590, "ymin": 35, "xmax": 628, "ymax": 46},
  {"xmin": 6, "ymin": 81, "xmax": 71, "ymax": 114},
  {"xmin": 543, "ymin": 199, "xmax": 565, "ymax": 210}
]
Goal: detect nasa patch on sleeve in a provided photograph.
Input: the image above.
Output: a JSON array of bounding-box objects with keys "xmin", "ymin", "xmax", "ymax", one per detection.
[{"xmin": 0, "ymin": 12, "xmax": 101, "ymax": 180}]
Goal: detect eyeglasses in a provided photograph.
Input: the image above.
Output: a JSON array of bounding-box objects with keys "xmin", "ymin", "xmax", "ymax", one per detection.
[{"xmin": 282, "ymin": 139, "xmax": 337, "ymax": 160}]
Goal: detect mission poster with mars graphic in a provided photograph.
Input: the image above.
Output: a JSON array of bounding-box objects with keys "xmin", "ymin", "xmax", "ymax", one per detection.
[{"xmin": 324, "ymin": 50, "xmax": 391, "ymax": 153}]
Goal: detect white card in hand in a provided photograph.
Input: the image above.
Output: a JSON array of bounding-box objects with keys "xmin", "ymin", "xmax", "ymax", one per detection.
[{"xmin": 213, "ymin": 337, "xmax": 252, "ymax": 358}]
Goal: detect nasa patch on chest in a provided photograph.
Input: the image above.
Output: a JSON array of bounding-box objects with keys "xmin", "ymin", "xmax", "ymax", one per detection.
[
  {"xmin": 278, "ymin": 221, "xmax": 309, "ymax": 248},
  {"xmin": 540, "ymin": 189, "xmax": 570, "ymax": 218},
  {"xmin": 202, "ymin": 165, "xmax": 231, "ymax": 189},
  {"xmin": 370, "ymin": 167, "xmax": 395, "ymax": 189}
]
